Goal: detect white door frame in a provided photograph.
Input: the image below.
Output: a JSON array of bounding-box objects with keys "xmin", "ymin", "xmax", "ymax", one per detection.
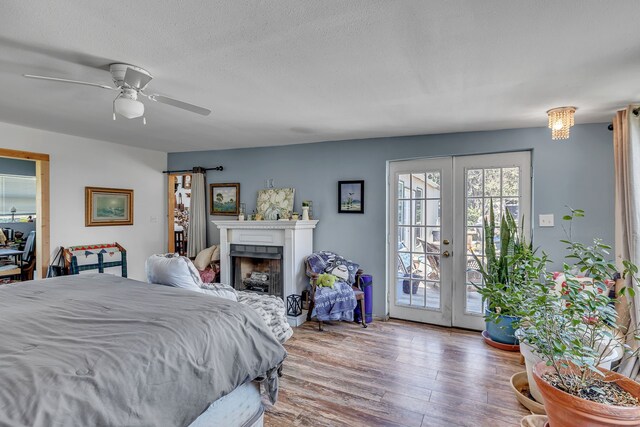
[{"xmin": 386, "ymin": 151, "xmax": 532, "ymax": 330}]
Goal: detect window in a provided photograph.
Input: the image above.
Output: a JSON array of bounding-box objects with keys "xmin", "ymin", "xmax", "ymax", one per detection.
[{"xmin": 0, "ymin": 174, "xmax": 36, "ymax": 222}]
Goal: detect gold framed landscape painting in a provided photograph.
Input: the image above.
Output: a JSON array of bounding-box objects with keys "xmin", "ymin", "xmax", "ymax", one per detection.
[
  {"xmin": 85, "ymin": 187, "xmax": 134, "ymax": 226},
  {"xmin": 210, "ymin": 183, "xmax": 240, "ymax": 215}
]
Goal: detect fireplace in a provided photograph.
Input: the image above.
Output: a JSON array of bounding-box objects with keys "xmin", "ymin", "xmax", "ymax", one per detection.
[
  {"xmin": 230, "ymin": 244, "xmax": 283, "ymax": 298},
  {"xmin": 213, "ymin": 219, "xmax": 318, "ymax": 326}
]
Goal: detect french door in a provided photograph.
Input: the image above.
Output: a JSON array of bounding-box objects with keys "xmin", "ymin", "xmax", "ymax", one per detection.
[{"xmin": 388, "ymin": 152, "xmax": 531, "ymax": 330}]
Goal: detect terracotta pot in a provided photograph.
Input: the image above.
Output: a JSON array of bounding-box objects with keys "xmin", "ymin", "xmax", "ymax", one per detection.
[
  {"xmin": 521, "ymin": 340, "xmax": 623, "ymax": 405},
  {"xmin": 533, "ymin": 361, "xmax": 640, "ymax": 427}
]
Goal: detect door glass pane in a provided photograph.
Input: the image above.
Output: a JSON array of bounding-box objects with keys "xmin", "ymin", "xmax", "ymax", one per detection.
[
  {"xmin": 412, "ymin": 228, "xmax": 426, "ymax": 253},
  {"xmin": 412, "ymin": 173, "xmax": 426, "ymax": 198},
  {"xmin": 413, "ymin": 200, "xmax": 424, "ymax": 226},
  {"xmin": 484, "ymin": 168, "xmax": 501, "ymax": 197},
  {"xmin": 398, "ymin": 174, "xmax": 411, "ymax": 198},
  {"xmin": 466, "ymin": 227, "xmax": 483, "ymax": 255},
  {"xmin": 464, "ymin": 165, "xmax": 522, "ymax": 315},
  {"xmin": 426, "ymin": 172, "xmax": 441, "ymax": 198},
  {"xmin": 398, "ymin": 227, "xmax": 410, "ymax": 251},
  {"xmin": 425, "ymin": 227, "xmax": 440, "ymax": 247},
  {"xmin": 425, "ymin": 200, "xmax": 441, "ymax": 226},
  {"xmin": 396, "ymin": 169, "xmax": 441, "ymax": 311},
  {"xmin": 398, "ymin": 200, "xmax": 411, "ymax": 225},
  {"xmin": 466, "ymin": 169, "xmax": 483, "ymax": 197},
  {"xmin": 504, "ymin": 198, "xmax": 519, "ymax": 220},
  {"xmin": 502, "ymin": 167, "xmax": 520, "ymax": 196},
  {"xmin": 466, "ymin": 198, "xmax": 483, "ymax": 226}
]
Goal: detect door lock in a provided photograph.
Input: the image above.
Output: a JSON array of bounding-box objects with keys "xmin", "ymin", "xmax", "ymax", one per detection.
[
  {"xmin": 443, "ymin": 250, "xmax": 450, "ymax": 257},
  {"xmin": 443, "ymin": 239, "xmax": 450, "ymax": 245}
]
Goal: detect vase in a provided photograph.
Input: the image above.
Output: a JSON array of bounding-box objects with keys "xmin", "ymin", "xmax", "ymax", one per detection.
[
  {"xmin": 302, "ymin": 206, "xmax": 309, "ymax": 220},
  {"xmin": 533, "ymin": 361, "xmax": 640, "ymax": 427},
  {"xmin": 485, "ymin": 308, "xmax": 519, "ymax": 345}
]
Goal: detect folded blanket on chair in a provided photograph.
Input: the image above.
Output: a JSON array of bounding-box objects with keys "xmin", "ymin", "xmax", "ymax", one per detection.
[{"xmin": 314, "ymin": 281, "xmax": 357, "ymax": 321}]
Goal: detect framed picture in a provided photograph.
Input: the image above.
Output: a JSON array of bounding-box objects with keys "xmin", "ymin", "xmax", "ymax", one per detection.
[
  {"xmin": 210, "ymin": 183, "xmax": 240, "ymax": 215},
  {"xmin": 256, "ymin": 188, "xmax": 295, "ymax": 220},
  {"xmin": 85, "ymin": 187, "xmax": 134, "ymax": 226},
  {"xmin": 182, "ymin": 174, "xmax": 192, "ymax": 190},
  {"xmin": 338, "ymin": 180, "xmax": 364, "ymax": 214}
]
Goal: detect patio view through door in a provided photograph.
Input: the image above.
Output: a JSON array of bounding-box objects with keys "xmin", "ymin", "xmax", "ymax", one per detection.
[{"xmin": 388, "ymin": 152, "xmax": 531, "ymax": 329}]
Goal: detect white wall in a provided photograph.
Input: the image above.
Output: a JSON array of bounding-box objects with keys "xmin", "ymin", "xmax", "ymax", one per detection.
[{"xmin": 0, "ymin": 122, "xmax": 167, "ymax": 281}]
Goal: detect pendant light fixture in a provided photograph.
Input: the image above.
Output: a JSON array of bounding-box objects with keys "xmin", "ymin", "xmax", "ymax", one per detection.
[{"xmin": 547, "ymin": 106, "xmax": 576, "ymax": 140}]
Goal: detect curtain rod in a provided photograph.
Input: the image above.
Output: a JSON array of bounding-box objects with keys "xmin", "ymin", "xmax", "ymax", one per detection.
[{"xmin": 162, "ymin": 166, "xmax": 224, "ymax": 174}]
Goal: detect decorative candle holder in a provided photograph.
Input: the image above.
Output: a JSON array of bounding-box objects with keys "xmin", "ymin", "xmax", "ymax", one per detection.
[{"xmin": 286, "ymin": 294, "xmax": 302, "ymax": 317}]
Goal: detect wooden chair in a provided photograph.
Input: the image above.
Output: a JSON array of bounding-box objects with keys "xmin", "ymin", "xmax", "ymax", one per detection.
[
  {"xmin": 0, "ymin": 231, "xmax": 36, "ymax": 281},
  {"xmin": 306, "ymin": 268, "xmax": 367, "ymax": 331}
]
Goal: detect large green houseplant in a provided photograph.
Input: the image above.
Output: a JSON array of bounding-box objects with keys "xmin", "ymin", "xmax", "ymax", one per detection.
[
  {"xmin": 471, "ymin": 203, "xmax": 546, "ymax": 345},
  {"xmin": 517, "ymin": 209, "xmax": 640, "ymax": 426}
]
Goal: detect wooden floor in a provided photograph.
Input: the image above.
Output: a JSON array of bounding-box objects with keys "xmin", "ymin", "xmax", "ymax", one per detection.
[{"xmin": 263, "ymin": 318, "xmax": 530, "ymax": 427}]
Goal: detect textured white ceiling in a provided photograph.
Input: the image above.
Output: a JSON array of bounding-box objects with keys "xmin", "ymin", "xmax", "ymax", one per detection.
[{"xmin": 1, "ymin": 1, "xmax": 640, "ymax": 152}]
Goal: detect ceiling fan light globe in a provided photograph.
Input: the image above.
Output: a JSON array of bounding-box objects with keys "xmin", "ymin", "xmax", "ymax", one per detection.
[{"xmin": 114, "ymin": 97, "xmax": 144, "ymax": 119}]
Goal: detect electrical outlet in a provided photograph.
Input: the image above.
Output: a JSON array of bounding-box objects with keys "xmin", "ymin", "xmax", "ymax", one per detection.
[{"xmin": 539, "ymin": 214, "xmax": 554, "ymax": 227}]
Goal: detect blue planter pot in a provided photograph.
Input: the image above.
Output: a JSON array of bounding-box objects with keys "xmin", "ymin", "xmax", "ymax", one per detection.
[{"xmin": 485, "ymin": 308, "xmax": 519, "ymax": 345}]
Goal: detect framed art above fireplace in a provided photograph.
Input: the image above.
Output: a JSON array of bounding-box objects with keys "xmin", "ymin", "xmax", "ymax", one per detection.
[{"xmin": 210, "ymin": 183, "xmax": 240, "ymax": 216}]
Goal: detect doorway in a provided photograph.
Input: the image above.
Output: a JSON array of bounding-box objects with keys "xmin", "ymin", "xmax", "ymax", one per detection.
[
  {"xmin": 167, "ymin": 173, "xmax": 192, "ymax": 255},
  {"xmin": 0, "ymin": 148, "xmax": 50, "ymax": 279},
  {"xmin": 388, "ymin": 151, "xmax": 531, "ymax": 330}
]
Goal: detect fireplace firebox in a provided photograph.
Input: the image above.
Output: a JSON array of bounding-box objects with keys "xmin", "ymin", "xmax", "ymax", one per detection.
[{"xmin": 230, "ymin": 244, "xmax": 283, "ymax": 298}]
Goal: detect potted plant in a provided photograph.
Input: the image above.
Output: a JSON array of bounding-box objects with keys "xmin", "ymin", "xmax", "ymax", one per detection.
[
  {"xmin": 472, "ymin": 204, "xmax": 543, "ymax": 345},
  {"xmin": 518, "ymin": 209, "xmax": 640, "ymax": 426}
]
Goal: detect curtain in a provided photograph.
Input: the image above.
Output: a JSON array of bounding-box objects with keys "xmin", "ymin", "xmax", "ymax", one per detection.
[
  {"xmin": 614, "ymin": 106, "xmax": 640, "ymax": 379},
  {"xmin": 187, "ymin": 168, "xmax": 207, "ymax": 257}
]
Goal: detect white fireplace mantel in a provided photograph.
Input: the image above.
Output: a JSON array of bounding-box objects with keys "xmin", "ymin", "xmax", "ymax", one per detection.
[{"xmin": 213, "ymin": 220, "xmax": 318, "ymax": 324}]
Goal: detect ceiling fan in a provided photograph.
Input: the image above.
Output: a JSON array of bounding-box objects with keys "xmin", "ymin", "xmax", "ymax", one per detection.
[{"xmin": 24, "ymin": 63, "xmax": 211, "ymax": 124}]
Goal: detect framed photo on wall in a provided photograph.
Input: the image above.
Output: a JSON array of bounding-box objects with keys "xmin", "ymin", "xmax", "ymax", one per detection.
[
  {"xmin": 338, "ymin": 180, "xmax": 364, "ymax": 214},
  {"xmin": 210, "ymin": 183, "xmax": 240, "ymax": 215},
  {"xmin": 85, "ymin": 187, "xmax": 134, "ymax": 226}
]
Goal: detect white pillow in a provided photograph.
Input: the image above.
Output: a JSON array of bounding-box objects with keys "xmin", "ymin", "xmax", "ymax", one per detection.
[
  {"xmin": 193, "ymin": 245, "xmax": 218, "ymax": 270},
  {"xmin": 146, "ymin": 253, "xmax": 203, "ymax": 291}
]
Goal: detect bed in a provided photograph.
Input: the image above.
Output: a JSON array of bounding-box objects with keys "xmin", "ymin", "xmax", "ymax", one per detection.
[{"xmin": 0, "ymin": 274, "xmax": 286, "ymax": 427}]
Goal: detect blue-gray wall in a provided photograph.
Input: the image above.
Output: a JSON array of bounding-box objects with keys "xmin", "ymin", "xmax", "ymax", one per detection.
[
  {"xmin": 168, "ymin": 123, "xmax": 614, "ymax": 317},
  {"xmin": 0, "ymin": 157, "xmax": 35, "ymax": 176}
]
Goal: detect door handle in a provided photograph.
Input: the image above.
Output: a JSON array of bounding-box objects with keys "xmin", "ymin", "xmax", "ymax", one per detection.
[
  {"xmin": 443, "ymin": 250, "xmax": 450, "ymax": 257},
  {"xmin": 443, "ymin": 239, "xmax": 450, "ymax": 245}
]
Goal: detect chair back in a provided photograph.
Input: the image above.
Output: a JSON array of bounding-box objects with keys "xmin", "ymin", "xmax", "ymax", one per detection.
[{"xmin": 22, "ymin": 231, "xmax": 36, "ymax": 263}]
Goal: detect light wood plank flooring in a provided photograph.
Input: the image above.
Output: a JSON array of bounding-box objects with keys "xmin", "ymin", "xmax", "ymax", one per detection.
[{"xmin": 263, "ymin": 318, "xmax": 529, "ymax": 427}]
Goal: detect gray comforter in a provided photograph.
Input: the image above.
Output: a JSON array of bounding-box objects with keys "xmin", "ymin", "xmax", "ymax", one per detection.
[{"xmin": 0, "ymin": 274, "xmax": 287, "ymax": 427}]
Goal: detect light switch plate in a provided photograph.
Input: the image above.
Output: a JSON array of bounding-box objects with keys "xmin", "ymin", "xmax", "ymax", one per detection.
[{"xmin": 539, "ymin": 214, "xmax": 554, "ymax": 227}]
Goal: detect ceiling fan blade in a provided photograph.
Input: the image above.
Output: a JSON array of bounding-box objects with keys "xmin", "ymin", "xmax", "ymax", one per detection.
[
  {"xmin": 123, "ymin": 67, "xmax": 152, "ymax": 90},
  {"xmin": 147, "ymin": 94, "xmax": 211, "ymax": 116},
  {"xmin": 23, "ymin": 74, "xmax": 116, "ymax": 90}
]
